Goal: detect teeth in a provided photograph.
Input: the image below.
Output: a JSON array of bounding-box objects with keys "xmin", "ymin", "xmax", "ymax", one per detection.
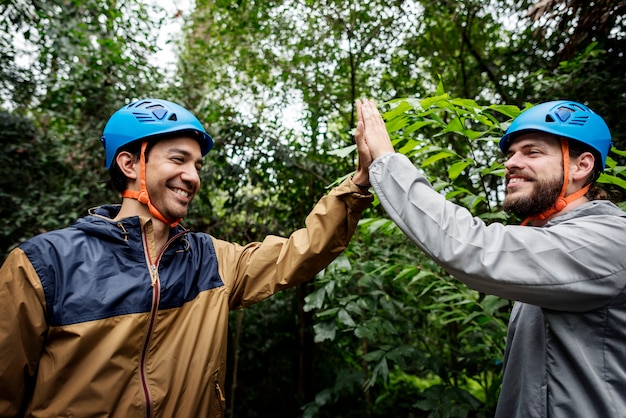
[
  {"xmin": 508, "ymin": 178, "xmax": 527, "ymax": 184},
  {"xmin": 172, "ymin": 188, "xmax": 189, "ymax": 197}
]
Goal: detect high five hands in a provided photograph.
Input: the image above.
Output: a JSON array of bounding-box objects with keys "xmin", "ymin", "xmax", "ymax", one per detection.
[{"xmin": 353, "ymin": 99, "xmax": 396, "ymax": 187}]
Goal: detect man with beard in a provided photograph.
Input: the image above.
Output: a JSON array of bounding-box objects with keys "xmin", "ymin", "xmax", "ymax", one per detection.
[{"xmin": 354, "ymin": 99, "xmax": 626, "ymax": 417}]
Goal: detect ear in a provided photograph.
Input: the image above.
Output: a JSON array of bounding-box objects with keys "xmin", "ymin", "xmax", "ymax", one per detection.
[
  {"xmin": 115, "ymin": 151, "xmax": 139, "ymax": 181},
  {"xmin": 571, "ymin": 151, "xmax": 595, "ymax": 182}
]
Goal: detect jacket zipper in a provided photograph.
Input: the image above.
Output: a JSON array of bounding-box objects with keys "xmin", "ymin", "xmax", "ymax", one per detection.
[
  {"xmin": 140, "ymin": 263, "xmax": 160, "ymax": 418},
  {"xmin": 215, "ymin": 381, "xmax": 226, "ymax": 416},
  {"xmin": 138, "ymin": 229, "xmax": 188, "ymax": 418}
]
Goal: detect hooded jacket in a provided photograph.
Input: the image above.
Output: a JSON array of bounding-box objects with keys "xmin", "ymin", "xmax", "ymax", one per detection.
[
  {"xmin": 369, "ymin": 153, "xmax": 626, "ymax": 418},
  {"xmin": 0, "ymin": 178, "xmax": 372, "ymax": 418}
]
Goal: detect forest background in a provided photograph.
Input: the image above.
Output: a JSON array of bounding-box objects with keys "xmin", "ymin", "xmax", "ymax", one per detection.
[{"xmin": 1, "ymin": 0, "xmax": 626, "ymax": 417}]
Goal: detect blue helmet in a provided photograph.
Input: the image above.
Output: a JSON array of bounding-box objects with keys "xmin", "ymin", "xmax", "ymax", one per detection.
[
  {"xmin": 101, "ymin": 98, "xmax": 214, "ymax": 169},
  {"xmin": 499, "ymin": 101, "xmax": 612, "ymax": 169}
]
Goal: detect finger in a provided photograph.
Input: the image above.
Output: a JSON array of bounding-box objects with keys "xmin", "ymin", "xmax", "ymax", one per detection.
[
  {"xmin": 360, "ymin": 100, "xmax": 395, "ymax": 158},
  {"xmin": 361, "ymin": 100, "xmax": 381, "ymax": 133},
  {"xmin": 355, "ymin": 120, "xmax": 373, "ymax": 170},
  {"xmin": 355, "ymin": 119, "xmax": 364, "ymax": 143},
  {"xmin": 365, "ymin": 100, "xmax": 385, "ymax": 128},
  {"xmin": 356, "ymin": 99, "xmax": 364, "ymax": 125},
  {"xmin": 355, "ymin": 118, "xmax": 373, "ymax": 158}
]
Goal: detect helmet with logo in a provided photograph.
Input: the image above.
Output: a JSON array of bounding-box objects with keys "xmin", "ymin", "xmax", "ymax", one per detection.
[
  {"xmin": 101, "ymin": 98, "xmax": 213, "ymax": 169},
  {"xmin": 499, "ymin": 100, "xmax": 612, "ymax": 170}
]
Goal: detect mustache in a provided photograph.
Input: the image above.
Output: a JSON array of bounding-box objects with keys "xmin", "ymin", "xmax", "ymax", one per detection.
[{"xmin": 505, "ymin": 170, "xmax": 534, "ymax": 184}]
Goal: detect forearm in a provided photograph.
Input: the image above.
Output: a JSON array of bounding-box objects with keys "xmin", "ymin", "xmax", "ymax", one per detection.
[
  {"xmin": 369, "ymin": 153, "xmax": 626, "ymax": 310},
  {"xmin": 219, "ymin": 177, "xmax": 373, "ymax": 309}
]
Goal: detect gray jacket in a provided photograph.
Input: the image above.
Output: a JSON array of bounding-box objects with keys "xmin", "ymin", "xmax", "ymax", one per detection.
[{"xmin": 370, "ymin": 153, "xmax": 626, "ymax": 418}]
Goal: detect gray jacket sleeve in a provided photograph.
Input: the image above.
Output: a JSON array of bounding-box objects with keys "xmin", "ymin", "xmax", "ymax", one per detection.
[{"xmin": 369, "ymin": 152, "xmax": 626, "ymax": 312}]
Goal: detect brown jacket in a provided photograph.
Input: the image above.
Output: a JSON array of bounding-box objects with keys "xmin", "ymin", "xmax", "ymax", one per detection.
[{"xmin": 0, "ymin": 178, "xmax": 372, "ymax": 417}]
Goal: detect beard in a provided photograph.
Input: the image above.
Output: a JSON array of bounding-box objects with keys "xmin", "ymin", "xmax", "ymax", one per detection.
[{"xmin": 503, "ymin": 174, "xmax": 563, "ymax": 219}]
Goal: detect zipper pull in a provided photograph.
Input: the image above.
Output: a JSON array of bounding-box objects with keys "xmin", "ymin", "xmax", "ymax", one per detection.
[
  {"xmin": 150, "ymin": 265, "xmax": 158, "ymax": 287},
  {"xmin": 215, "ymin": 382, "xmax": 226, "ymax": 402}
]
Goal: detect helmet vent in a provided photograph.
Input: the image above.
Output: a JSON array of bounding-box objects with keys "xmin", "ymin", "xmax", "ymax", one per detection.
[
  {"xmin": 168, "ymin": 113, "xmax": 178, "ymax": 121},
  {"xmin": 132, "ymin": 111, "xmax": 164, "ymax": 123},
  {"xmin": 555, "ymin": 106, "xmax": 574, "ymax": 122},
  {"xmin": 130, "ymin": 104, "xmax": 169, "ymax": 122},
  {"xmin": 568, "ymin": 116, "xmax": 589, "ymax": 126},
  {"xmin": 553, "ymin": 105, "xmax": 589, "ymax": 126}
]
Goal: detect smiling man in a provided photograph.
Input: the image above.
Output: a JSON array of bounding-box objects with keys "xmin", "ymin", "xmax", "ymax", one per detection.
[
  {"xmin": 502, "ymin": 132, "xmax": 568, "ymax": 221},
  {"xmin": 355, "ymin": 99, "xmax": 626, "ymax": 417},
  {"xmin": 0, "ymin": 99, "xmax": 373, "ymax": 417}
]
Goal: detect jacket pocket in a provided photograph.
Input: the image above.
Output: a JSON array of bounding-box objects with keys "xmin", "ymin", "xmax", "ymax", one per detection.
[{"xmin": 212, "ymin": 372, "xmax": 226, "ymax": 418}]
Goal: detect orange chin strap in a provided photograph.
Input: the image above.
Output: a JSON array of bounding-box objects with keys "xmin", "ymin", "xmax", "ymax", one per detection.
[
  {"xmin": 121, "ymin": 141, "xmax": 182, "ymax": 228},
  {"xmin": 521, "ymin": 138, "xmax": 590, "ymax": 226}
]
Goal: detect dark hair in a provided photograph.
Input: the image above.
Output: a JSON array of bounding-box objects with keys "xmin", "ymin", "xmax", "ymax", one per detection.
[{"xmin": 108, "ymin": 140, "xmax": 155, "ymax": 193}]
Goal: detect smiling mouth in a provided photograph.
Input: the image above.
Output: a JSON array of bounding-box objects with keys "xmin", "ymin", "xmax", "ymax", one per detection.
[
  {"xmin": 171, "ymin": 187, "xmax": 190, "ymax": 198},
  {"xmin": 507, "ymin": 177, "xmax": 529, "ymax": 184}
]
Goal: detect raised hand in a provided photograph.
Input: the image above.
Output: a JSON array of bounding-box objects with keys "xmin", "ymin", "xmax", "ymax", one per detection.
[{"xmin": 356, "ymin": 99, "xmax": 395, "ymax": 161}]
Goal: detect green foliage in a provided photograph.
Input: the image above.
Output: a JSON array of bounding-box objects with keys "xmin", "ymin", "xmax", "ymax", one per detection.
[
  {"xmin": 2, "ymin": 0, "xmax": 626, "ymax": 416},
  {"xmin": 303, "ymin": 227, "xmax": 507, "ymax": 417},
  {"xmin": 0, "ymin": 0, "xmax": 169, "ymax": 258},
  {"xmin": 169, "ymin": 2, "xmax": 626, "ymax": 416},
  {"xmin": 382, "ymin": 84, "xmax": 520, "ymax": 221},
  {"xmin": 527, "ymin": 40, "xmax": 626, "ymax": 152},
  {"xmin": 303, "ymin": 89, "xmax": 626, "ymax": 417}
]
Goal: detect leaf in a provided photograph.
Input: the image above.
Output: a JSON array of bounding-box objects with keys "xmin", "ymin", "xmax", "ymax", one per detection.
[
  {"xmin": 383, "ymin": 101, "xmax": 413, "ymax": 123},
  {"xmin": 405, "ymin": 120, "xmax": 435, "ymax": 133},
  {"xmin": 480, "ymin": 163, "xmax": 505, "ymax": 177},
  {"xmin": 481, "ymin": 294, "xmax": 509, "ymax": 315},
  {"xmin": 420, "ymin": 93, "xmax": 451, "ymax": 110},
  {"xmin": 448, "ymin": 160, "xmax": 471, "ymax": 180},
  {"xmin": 355, "ymin": 324, "xmax": 375, "ymax": 339},
  {"xmin": 313, "ymin": 320, "xmax": 336, "ymax": 343},
  {"xmin": 392, "ymin": 265, "xmax": 421, "ymax": 282},
  {"xmin": 316, "ymin": 307, "xmax": 340, "ymax": 318},
  {"xmin": 398, "ymin": 139, "xmax": 422, "ymax": 154},
  {"xmin": 422, "ymin": 150, "xmax": 457, "ymax": 167},
  {"xmin": 338, "ymin": 309, "xmax": 356, "ymax": 327},
  {"xmin": 304, "ymin": 288, "xmax": 326, "ymax": 312},
  {"xmin": 362, "ymin": 218, "xmax": 396, "ymax": 233},
  {"xmin": 386, "ymin": 114, "xmax": 410, "ymax": 133},
  {"xmin": 610, "ymin": 147, "xmax": 626, "ymax": 157},
  {"xmin": 442, "ymin": 117, "xmax": 465, "ymax": 135},
  {"xmin": 450, "ymin": 98, "xmax": 480, "ymax": 109},
  {"xmin": 597, "ymin": 173, "xmax": 626, "ymax": 190},
  {"xmin": 488, "ymin": 104, "xmax": 524, "ymax": 119},
  {"xmin": 328, "ymin": 144, "xmax": 356, "ymax": 157},
  {"xmin": 362, "ymin": 350, "xmax": 385, "ymax": 362},
  {"xmin": 460, "ymin": 193, "xmax": 487, "ymax": 209}
]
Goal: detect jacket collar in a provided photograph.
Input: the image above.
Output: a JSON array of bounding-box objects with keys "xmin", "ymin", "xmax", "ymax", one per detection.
[{"xmin": 76, "ymin": 205, "xmax": 187, "ymax": 243}]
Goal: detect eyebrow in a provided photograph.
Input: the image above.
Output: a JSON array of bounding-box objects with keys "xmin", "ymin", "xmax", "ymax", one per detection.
[
  {"xmin": 167, "ymin": 147, "xmax": 204, "ymax": 165},
  {"xmin": 510, "ymin": 139, "xmax": 555, "ymax": 152},
  {"xmin": 517, "ymin": 142, "xmax": 546, "ymax": 150}
]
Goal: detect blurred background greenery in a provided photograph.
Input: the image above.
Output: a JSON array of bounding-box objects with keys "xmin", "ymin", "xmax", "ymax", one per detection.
[{"xmin": 2, "ymin": 1, "xmax": 625, "ymax": 416}]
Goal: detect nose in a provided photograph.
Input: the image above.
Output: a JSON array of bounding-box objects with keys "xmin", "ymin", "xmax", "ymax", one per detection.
[
  {"xmin": 181, "ymin": 163, "xmax": 201, "ymax": 188},
  {"xmin": 504, "ymin": 151, "xmax": 524, "ymax": 171}
]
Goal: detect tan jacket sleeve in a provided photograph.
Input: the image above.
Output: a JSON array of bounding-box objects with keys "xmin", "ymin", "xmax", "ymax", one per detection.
[
  {"xmin": 0, "ymin": 248, "xmax": 48, "ymax": 417},
  {"xmin": 212, "ymin": 177, "xmax": 373, "ymax": 310}
]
